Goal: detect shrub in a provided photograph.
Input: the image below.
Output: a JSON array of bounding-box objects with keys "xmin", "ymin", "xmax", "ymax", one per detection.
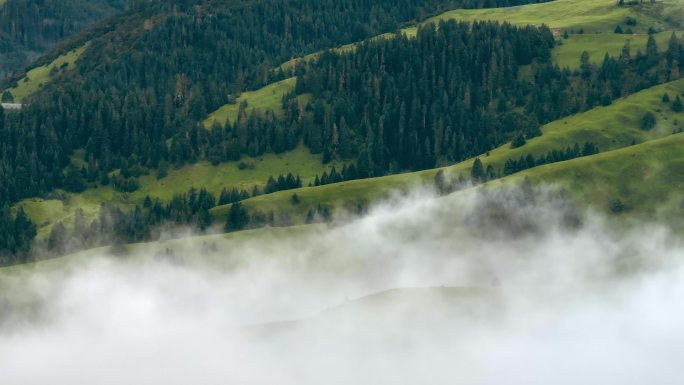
[
  {"xmin": 640, "ymin": 111, "xmax": 656, "ymax": 130},
  {"xmin": 673, "ymin": 96, "xmax": 683, "ymax": 113},
  {"xmin": 113, "ymin": 175, "xmax": 140, "ymax": 193},
  {"xmin": 609, "ymin": 199, "xmax": 625, "ymax": 214},
  {"xmin": 510, "ymin": 133, "xmax": 527, "ymax": 149},
  {"xmin": 238, "ymin": 161, "xmax": 255, "ymax": 170},
  {"xmin": 290, "ymin": 193, "xmax": 300, "ymax": 205}
]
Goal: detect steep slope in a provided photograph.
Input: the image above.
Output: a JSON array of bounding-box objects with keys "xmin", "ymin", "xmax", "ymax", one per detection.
[
  {"xmin": 210, "ymin": 79, "xmax": 684, "ymax": 221},
  {"xmin": 267, "ymin": 0, "xmax": 684, "ymax": 73},
  {"xmin": 0, "ymin": 0, "xmax": 126, "ymax": 78},
  {"xmin": 4, "ymin": 0, "xmax": 684, "ymax": 266},
  {"xmin": 0, "ymin": 0, "xmax": 552, "ymax": 208}
]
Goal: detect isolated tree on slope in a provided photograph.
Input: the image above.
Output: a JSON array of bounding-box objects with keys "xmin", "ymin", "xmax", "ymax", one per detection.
[
  {"xmin": 673, "ymin": 96, "xmax": 683, "ymax": 112},
  {"xmin": 471, "ymin": 158, "xmax": 485, "ymax": 182}
]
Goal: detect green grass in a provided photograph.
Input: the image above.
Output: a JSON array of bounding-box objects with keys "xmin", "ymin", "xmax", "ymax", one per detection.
[
  {"xmin": 18, "ymin": 145, "xmax": 344, "ymax": 237},
  {"xmin": 274, "ymin": 0, "xmax": 683, "ymax": 73},
  {"xmin": 14, "ymin": 122, "xmax": 684, "ymax": 273},
  {"xmin": 0, "ymin": 224, "xmax": 322, "ymax": 276},
  {"xmin": 553, "ymin": 31, "xmax": 681, "ymax": 68},
  {"xmin": 15, "ymin": 0, "xmax": 684, "ymax": 243},
  {"xmin": 125, "ymin": 146, "xmax": 343, "ymax": 201},
  {"xmin": 417, "ymin": 0, "xmax": 684, "ymax": 68},
  {"xmin": 501, "ymin": 132, "xmax": 684, "ymax": 218},
  {"xmin": 4, "ymin": 43, "xmax": 89, "ymax": 102},
  {"xmin": 203, "ymin": 77, "xmax": 310, "ymax": 127},
  {"xmin": 277, "ymin": 33, "xmax": 397, "ymax": 73},
  {"xmin": 212, "ymin": 78, "xmax": 684, "ymax": 221},
  {"xmin": 215, "ymin": 0, "xmax": 682, "ymax": 131},
  {"xmin": 421, "ymin": 0, "xmax": 677, "ymax": 34}
]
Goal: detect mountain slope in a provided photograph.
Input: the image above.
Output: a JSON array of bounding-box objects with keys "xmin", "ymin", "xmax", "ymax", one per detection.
[
  {"xmin": 3, "ymin": 0, "xmax": 684, "ymax": 266},
  {"xmin": 211, "ymin": 78, "xmax": 684, "ymax": 221},
  {"xmin": 0, "ymin": 0, "xmax": 126, "ymax": 78}
]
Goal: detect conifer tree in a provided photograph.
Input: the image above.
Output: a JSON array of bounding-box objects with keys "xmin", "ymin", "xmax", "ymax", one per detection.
[
  {"xmin": 673, "ymin": 96, "xmax": 683, "ymax": 113},
  {"xmin": 471, "ymin": 158, "xmax": 485, "ymax": 182}
]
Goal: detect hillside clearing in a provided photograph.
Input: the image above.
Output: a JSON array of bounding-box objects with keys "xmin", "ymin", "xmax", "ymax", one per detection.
[
  {"xmin": 18, "ymin": 146, "xmax": 343, "ymax": 237},
  {"xmin": 3, "ymin": 43, "xmax": 89, "ymax": 102},
  {"xmin": 203, "ymin": 77, "xmax": 310, "ymax": 127}
]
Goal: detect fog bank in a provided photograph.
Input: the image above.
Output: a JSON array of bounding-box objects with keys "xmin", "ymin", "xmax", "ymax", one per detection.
[{"xmin": 1, "ymin": 187, "xmax": 683, "ymax": 385}]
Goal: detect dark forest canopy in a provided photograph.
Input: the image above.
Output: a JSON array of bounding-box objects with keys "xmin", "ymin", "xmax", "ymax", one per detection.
[
  {"xmin": 0, "ymin": 0, "xmax": 127, "ymax": 77},
  {"xmin": 1, "ymin": 23, "xmax": 682, "ymax": 211},
  {"xmin": 294, "ymin": 21, "xmax": 556, "ymax": 174},
  {"xmin": 0, "ymin": 0, "xmax": 556, "ymax": 209}
]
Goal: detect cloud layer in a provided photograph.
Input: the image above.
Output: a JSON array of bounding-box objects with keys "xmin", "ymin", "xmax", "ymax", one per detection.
[{"xmin": 1, "ymin": 187, "xmax": 683, "ymax": 385}]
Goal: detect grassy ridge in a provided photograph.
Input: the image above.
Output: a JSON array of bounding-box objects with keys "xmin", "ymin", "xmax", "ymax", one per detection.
[
  {"xmin": 16, "ymin": 128, "xmax": 684, "ymax": 273},
  {"xmin": 281, "ymin": 0, "xmax": 683, "ymax": 72},
  {"xmin": 420, "ymin": 0, "xmax": 669, "ymax": 34},
  {"xmin": 553, "ymin": 31, "xmax": 681, "ymax": 68},
  {"xmin": 277, "ymin": 33, "xmax": 397, "ymax": 73},
  {"xmin": 18, "ymin": 146, "xmax": 344, "ymax": 237},
  {"xmin": 415, "ymin": 0, "xmax": 683, "ymax": 68},
  {"xmin": 15, "ymin": 0, "xmax": 684, "ymax": 238},
  {"xmin": 203, "ymin": 77, "xmax": 311, "ymax": 128},
  {"xmin": 501, "ymin": 132, "xmax": 684, "ymax": 217},
  {"xmin": 212, "ymin": 79, "xmax": 684, "ymax": 220},
  {"xmin": 0, "ymin": 224, "xmax": 322, "ymax": 274},
  {"xmin": 5, "ymin": 43, "xmax": 89, "ymax": 102},
  {"xmin": 205, "ymin": 0, "xmax": 683, "ymax": 138}
]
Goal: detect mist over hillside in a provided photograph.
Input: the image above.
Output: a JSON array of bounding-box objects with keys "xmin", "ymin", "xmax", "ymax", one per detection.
[
  {"xmin": 2, "ymin": 186, "xmax": 683, "ymax": 384},
  {"xmin": 1, "ymin": 0, "xmax": 684, "ymax": 382}
]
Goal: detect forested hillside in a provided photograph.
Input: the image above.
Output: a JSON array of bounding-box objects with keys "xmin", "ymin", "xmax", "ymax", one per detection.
[
  {"xmin": 0, "ymin": 0, "xmax": 549, "ymax": 204},
  {"xmin": 0, "ymin": 0, "xmax": 127, "ymax": 77},
  {"xmin": 0, "ymin": 0, "xmax": 554, "ymax": 264},
  {"xmin": 3, "ymin": 0, "xmax": 684, "ymax": 266}
]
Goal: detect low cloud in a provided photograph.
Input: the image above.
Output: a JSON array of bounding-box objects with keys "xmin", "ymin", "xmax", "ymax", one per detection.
[{"xmin": 1, "ymin": 185, "xmax": 683, "ymax": 385}]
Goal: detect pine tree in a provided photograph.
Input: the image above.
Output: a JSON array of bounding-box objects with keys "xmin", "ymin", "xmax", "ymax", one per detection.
[
  {"xmin": 290, "ymin": 193, "xmax": 300, "ymax": 205},
  {"xmin": 48, "ymin": 222, "xmax": 67, "ymax": 253},
  {"xmin": 641, "ymin": 112, "xmax": 656, "ymax": 130},
  {"xmin": 646, "ymin": 35, "xmax": 659, "ymax": 64},
  {"xmin": 434, "ymin": 169, "xmax": 447, "ymax": 193},
  {"xmin": 673, "ymin": 96, "xmax": 683, "ymax": 113},
  {"xmin": 225, "ymin": 203, "xmax": 249, "ymax": 231},
  {"xmin": 471, "ymin": 158, "xmax": 485, "ymax": 182},
  {"xmin": 580, "ymin": 51, "xmax": 592, "ymax": 78},
  {"xmin": 667, "ymin": 32, "xmax": 680, "ymax": 64},
  {"xmin": 63, "ymin": 163, "xmax": 87, "ymax": 193}
]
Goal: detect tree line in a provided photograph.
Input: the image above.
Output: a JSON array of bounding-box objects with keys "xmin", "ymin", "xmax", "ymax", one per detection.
[
  {"xmin": 2, "ymin": 1, "xmax": 683, "ymax": 264},
  {"xmin": 0, "ymin": 0, "xmax": 551, "ymax": 210},
  {"xmin": 0, "ymin": 0, "xmax": 127, "ymax": 77}
]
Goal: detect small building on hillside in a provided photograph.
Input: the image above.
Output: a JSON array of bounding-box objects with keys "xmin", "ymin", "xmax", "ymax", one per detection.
[{"xmin": 1, "ymin": 103, "xmax": 23, "ymax": 110}]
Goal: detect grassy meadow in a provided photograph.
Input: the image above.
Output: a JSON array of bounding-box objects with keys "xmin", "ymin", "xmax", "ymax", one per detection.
[
  {"xmin": 553, "ymin": 30, "xmax": 681, "ymax": 68},
  {"xmin": 18, "ymin": 145, "xmax": 343, "ymax": 237},
  {"xmin": 4, "ymin": 43, "xmax": 89, "ymax": 102},
  {"xmin": 203, "ymin": 77, "xmax": 311, "ymax": 127}
]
